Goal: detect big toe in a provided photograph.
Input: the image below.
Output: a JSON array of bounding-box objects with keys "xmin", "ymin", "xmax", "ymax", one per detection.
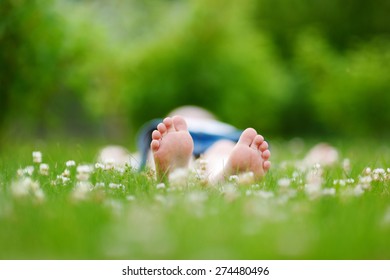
[
  {"xmin": 238, "ymin": 128, "xmax": 257, "ymax": 146},
  {"xmin": 172, "ymin": 116, "xmax": 188, "ymax": 131}
]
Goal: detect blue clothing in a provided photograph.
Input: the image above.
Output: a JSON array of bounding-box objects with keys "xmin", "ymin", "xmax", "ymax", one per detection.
[{"xmin": 137, "ymin": 119, "xmax": 242, "ymax": 170}]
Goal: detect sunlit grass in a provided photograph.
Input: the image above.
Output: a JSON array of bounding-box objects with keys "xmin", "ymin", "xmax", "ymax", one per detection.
[{"xmin": 0, "ymin": 139, "xmax": 390, "ymax": 259}]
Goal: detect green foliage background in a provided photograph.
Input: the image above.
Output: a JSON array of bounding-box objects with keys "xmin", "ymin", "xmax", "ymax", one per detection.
[{"xmin": 1, "ymin": 0, "xmax": 390, "ymax": 143}]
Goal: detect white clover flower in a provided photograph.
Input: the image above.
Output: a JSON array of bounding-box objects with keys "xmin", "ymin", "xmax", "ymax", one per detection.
[
  {"xmin": 353, "ymin": 185, "xmax": 365, "ymax": 196},
  {"xmin": 109, "ymin": 183, "xmax": 124, "ymax": 189},
  {"xmin": 313, "ymin": 163, "xmax": 321, "ymax": 170},
  {"xmin": 292, "ymin": 171, "xmax": 300, "ymax": 178},
  {"xmin": 72, "ymin": 181, "xmax": 93, "ymax": 200},
  {"xmin": 95, "ymin": 182, "xmax": 105, "ymax": 188},
  {"xmin": 305, "ymin": 183, "xmax": 322, "ymax": 199},
  {"xmin": 156, "ymin": 183, "xmax": 166, "ymax": 189},
  {"xmin": 34, "ymin": 188, "xmax": 45, "ymax": 201},
  {"xmin": 18, "ymin": 166, "xmax": 34, "ymax": 176},
  {"xmin": 359, "ymin": 175, "xmax": 372, "ymax": 185},
  {"xmin": 77, "ymin": 165, "xmax": 92, "ymax": 174},
  {"xmin": 39, "ymin": 163, "xmax": 49, "ymax": 176},
  {"xmin": 95, "ymin": 162, "xmax": 105, "ymax": 169},
  {"xmin": 254, "ymin": 190, "xmax": 275, "ymax": 199},
  {"xmin": 66, "ymin": 160, "xmax": 76, "ymax": 167},
  {"xmin": 371, "ymin": 168, "xmax": 386, "ymax": 182},
  {"xmin": 62, "ymin": 169, "xmax": 71, "ymax": 177},
  {"xmin": 322, "ymin": 188, "xmax": 336, "ymax": 196},
  {"xmin": 56, "ymin": 175, "xmax": 70, "ymax": 184},
  {"xmin": 346, "ymin": 178, "xmax": 355, "ymax": 184},
  {"xmin": 103, "ymin": 158, "xmax": 115, "ymax": 170},
  {"xmin": 342, "ymin": 158, "xmax": 351, "ymax": 172},
  {"xmin": 337, "ymin": 179, "xmax": 346, "ymax": 186},
  {"xmin": 373, "ymin": 168, "xmax": 385, "ymax": 174},
  {"xmin": 228, "ymin": 175, "xmax": 239, "ymax": 183},
  {"xmin": 32, "ymin": 151, "xmax": 42, "ymax": 163},
  {"xmin": 278, "ymin": 178, "xmax": 291, "ymax": 188},
  {"xmin": 169, "ymin": 168, "xmax": 188, "ymax": 187},
  {"xmin": 238, "ymin": 172, "xmax": 254, "ymax": 184},
  {"xmin": 11, "ymin": 177, "xmax": 43, "ymax": 200},
  {"xmin": 221, "ymin": 184, "xmax": 239, "ymax": 202},
  {"xmin": 76, "ymin": 165, "xmax": 93, "ymax": 181},
  {"xmin": 364, "ymin": 167, "xmax": 372, "ymax": 175}
]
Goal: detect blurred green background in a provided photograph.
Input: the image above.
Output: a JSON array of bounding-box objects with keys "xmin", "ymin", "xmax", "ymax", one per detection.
[{"xmin": 1, "ymin": 0, "xmax": 390, "ymax": 146}]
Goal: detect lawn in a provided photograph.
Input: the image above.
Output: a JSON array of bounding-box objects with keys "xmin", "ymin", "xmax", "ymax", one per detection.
[{"xmin": 0, "ymin": 139, "xmax": 389, "ymax": 259}]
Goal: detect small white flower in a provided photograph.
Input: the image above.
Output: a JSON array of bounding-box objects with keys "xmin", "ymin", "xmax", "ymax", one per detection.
[
  {"xmin": 346, "ymin": 178, "xmax": 355, "ymax": 184},
  {"xmin": 17, "ymin": 167, "xmax": 34, "ymax": 177},
  {"xmin": 95, "ymin": 182, "xmax": 105, "ymax": 188},
  {"xmin": 103, "ymin": 158, "xmax": 115, "ymax": 170},
  {"xmin": 278, "ymin": 178, "xmax": 291, "ymax": 188},
  {"xmin": 246, "ymin": 190, "xmax": 253, "ymax": 196},
  {"xmin": 76, "ymin": 165, "xmax": 93, "ymax": 181},
  {"xmin": 254, "ymin": 190, "xmax": 274, "ymax": 199},
  {"xmin": 371, "ymin": 168, "xmax": 386, "ymax": 182},
  {"xmin": 373, "ymin": 168, "xmax": 385, "ymax": 174},
  {"xmin": 39, "ymin": 163, "xmax": 49, "ymax": 176},
  {"xmin": 364, "ymin": 167, "xmax": 372, "ymax": 175},
  {"xmin": 72, "ymin": 181, "xmax": 93, "ymax": 200},
  {"xmin": 343, "ymin": 158, "xmax": 351, "ymax": 172},
  {"xmin": 62, "ymin": 169, "xmax": 71, "ymax": 177},
  {"xmin": 305, "ymin": 183, "xmax": 322, "ymax": 199},
  {"xmin": 354, "ymin": 185, "xmax": 365, "ymax": 196},
  {"xmin": 56, "ymin": 175, "xmax": 70, "ymax": 184},
  {"xmin": 228, "ymin": 175, "xmax": 239, "ymax": 183},
  {"xmin": 359, "ymin": 175, "xmax": 372, "ymax": 185},
  {"xmin": 32, "ymin": 151, "xmax": 42, "ymax": 163},
  {"xmin": 322, "ymin": 188, "xmax": 336, "ymax": 196},
  {"xmin": 156, "ymin": 183, "xmax": 166, "ymax": 189},
  {"xmin": 169, "ymin": 168, "xmax": 188, "ymax": 187},
  {"xmin": 238, "ymin": 172, "xmax": 254, "ymax": 184},
  {"xmin": 11, "ymin": 177, "xmax": 43, "ymax": 200},
  {"xmin": 221, "ymin": 184, "xmax": 239, "ymax": 202},
  {"xmin": 109, "ymin": 183, "xmax": 124, "ymax": 189},
  {"xmin": 95, "ymin": 162, "xmax": 105, "ymax": 169},
  {"xmin": 77, "ymin": 165, "xmax": 92, "ymax": 174},
  {"xmin": 66, "ymin": 160, "xmax": 76, "ymax": 167}
]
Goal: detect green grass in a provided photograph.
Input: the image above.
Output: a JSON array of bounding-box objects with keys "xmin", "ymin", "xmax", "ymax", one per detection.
[{"xmin": 0, "ymin": 139, "xmax": 390, "ymax": 259}]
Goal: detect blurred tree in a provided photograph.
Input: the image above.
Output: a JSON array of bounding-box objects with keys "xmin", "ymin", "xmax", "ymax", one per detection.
[
  {"xmin": 1, "ymin": 0, "xmax": 390, "ymax": 142},
  {"xmin": 0, "ymin": 0, "xmax": 62, "ymax": 136},
  {"xmin": 123, "ymin": 0, "xmax": 292, "ymax": 135},
  {"xmin": 254, "ymin": 0, "xmax": 390, "ymax": 56},
  {"xmin": 0, "ymin": 0, "xmax": 105, "ymax": 141}
]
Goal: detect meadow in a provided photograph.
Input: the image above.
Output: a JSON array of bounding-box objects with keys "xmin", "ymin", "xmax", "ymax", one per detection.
[{"xmin": 1, "ymin": 139, "xmax": 389, "ymax": 260}]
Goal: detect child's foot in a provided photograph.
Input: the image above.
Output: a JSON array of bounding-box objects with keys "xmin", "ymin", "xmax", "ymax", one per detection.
[
  {"xmin": 223, "ymin": 128, "xmax": 271, "ymax": 181},
  {"xmin": 151, "ymin": 116, "xmax": 194, "ymax": 181}
]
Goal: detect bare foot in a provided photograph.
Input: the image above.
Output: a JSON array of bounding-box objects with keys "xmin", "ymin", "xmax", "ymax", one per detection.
[
  {"xmin": 151, "ymin": 116, "xmax": 194, "ymax": 181},
  {"xmin": 223, "ymin": 128, "xmax": 271, "ymax": 181}
]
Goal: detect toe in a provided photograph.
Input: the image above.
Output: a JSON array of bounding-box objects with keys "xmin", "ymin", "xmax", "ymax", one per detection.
[
  {"xmin": 251, "ymin": 135, "xmax": 264, "ymax": 149},
  {"xmin": 238, "ymin": 128, "xmax": 257, "ymax": 146},
  {"xmin": 172, "ymin": 116, "xmax": 188, "ymax": 131},
  {"xmin": 262, "ymin": 149, "xmax": 271, "ymax": 160},
  {"xmin": 157, "ymin": 123, "xmax": 167, "ymax": 135},
  {"xmin": 152, "ymin": 130, "xmax": 162, "ymax": 140},
  {"xmin": 263, "ymin": 160, "xmax": 271, "ymax": 171},
  {"xmin": 151, "ymin": 139, "xmax": 160, "ymax": 152},
  {"xmin": 259, "ymin": 141, "xmax": 269, "ymax": 152},
  {"xmin": 163, "ymin": 117, "xmax": 174, "ymax": 132}
]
